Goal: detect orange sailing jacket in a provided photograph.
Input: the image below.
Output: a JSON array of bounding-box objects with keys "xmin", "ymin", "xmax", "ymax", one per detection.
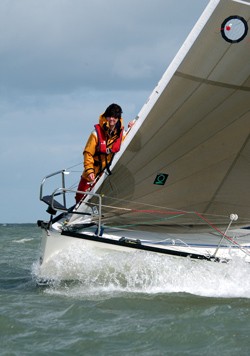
[{"xmin": 82, "ymin": 114, "xmax": 124, "ymax": 180}]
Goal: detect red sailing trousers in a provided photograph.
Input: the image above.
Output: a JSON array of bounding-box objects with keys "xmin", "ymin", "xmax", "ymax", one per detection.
[{"xmin": 75, "ymin": 176, "xmax": 91, "ymax": 203}]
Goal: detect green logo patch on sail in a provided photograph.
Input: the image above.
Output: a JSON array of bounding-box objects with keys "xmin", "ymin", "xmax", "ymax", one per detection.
[{"xmin": 153, "ymin": 173, "xmax": 168, "ymax": 185}]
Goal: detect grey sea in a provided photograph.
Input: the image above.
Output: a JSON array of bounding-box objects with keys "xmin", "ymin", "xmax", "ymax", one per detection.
[{"xmin": 1, "ymin": 223, "xmax": 250, "ymax": 355}]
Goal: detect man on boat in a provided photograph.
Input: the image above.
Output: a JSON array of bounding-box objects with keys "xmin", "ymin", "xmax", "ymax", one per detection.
[{"xmin": 75, "ymin": 103, "xmax": 134, "ymax": 203}]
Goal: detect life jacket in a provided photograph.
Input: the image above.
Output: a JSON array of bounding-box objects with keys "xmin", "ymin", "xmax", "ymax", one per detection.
[{"xmin": 94, "ymin": 124, "xmax": 123, "ymax": 154}]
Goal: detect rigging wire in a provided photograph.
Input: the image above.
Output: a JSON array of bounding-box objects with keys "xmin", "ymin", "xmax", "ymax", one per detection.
[{"xmin": 195, "ymin": 211, "xmax": 250, "ymax": 257}]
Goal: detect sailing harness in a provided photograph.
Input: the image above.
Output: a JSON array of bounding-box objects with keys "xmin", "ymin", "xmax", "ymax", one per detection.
[{"xmin": 94, "ymin": 124, "xmax": 123, "ymax": 175}]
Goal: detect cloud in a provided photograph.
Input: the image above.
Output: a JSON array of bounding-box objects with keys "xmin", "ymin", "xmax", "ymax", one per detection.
[
  {"xmin": 0, "ymin": 0, "xmax": 208, "ymax": 222},
  {"xmin": 0, "ymin": 0, "xmax": 208, "ymax": 94}
]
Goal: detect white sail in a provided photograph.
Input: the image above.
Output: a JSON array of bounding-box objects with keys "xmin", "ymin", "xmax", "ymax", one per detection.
[{"xmin": 82, "ymin": 0, "xmax": 250, "ymax": 229}]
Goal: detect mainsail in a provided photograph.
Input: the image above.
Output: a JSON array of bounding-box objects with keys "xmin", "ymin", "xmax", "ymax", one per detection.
[{"xmin": 76, "ymin": 0, "xmax": 250, "ymax": 230}]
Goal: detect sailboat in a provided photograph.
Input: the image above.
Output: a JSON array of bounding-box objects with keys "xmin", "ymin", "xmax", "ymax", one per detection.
[{"xmin": 37, "ymin": 0, "xmax": 250, "ymax": 281}]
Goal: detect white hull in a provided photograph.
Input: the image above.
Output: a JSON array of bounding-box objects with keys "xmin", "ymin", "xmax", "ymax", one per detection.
[{"xmin": 36, "ymin": 225, "xmax": 250, "ymax": 282}]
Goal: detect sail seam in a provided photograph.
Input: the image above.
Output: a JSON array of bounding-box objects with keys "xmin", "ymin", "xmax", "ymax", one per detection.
[
  {"xmin": 175, "ymin": 71, "xmax": 250, "ymax": 92},
  {"xmin": 204, "ymin": 133, "xmax": 250, "ymax": 214}
]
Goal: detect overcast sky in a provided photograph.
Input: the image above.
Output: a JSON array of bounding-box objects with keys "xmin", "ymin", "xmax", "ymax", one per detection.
[{"xmin": 0, "ymin": 0, "xmax": 209, "ymax": 223}]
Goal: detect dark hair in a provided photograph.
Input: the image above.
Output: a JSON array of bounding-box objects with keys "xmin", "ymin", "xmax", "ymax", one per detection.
[{"xmin": 103, "ymin": 103, "xmax": 122, "ymax": 119}]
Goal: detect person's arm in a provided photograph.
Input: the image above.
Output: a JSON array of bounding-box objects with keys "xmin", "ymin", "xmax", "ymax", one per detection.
[
  {"xmin": 83, "ymin": 132, "xmax": 97, "ymax": 181},
  {"xmin": 123, "ymin": 119, "xmax": 136, "ymax": 139},
  {"xmin": 128, "ymin": 120, "xmax": 135, "ymax": 128}
]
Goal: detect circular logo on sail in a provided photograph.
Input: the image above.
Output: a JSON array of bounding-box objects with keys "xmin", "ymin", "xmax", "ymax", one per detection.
[{"xmin": 221, "ymin": 15, "xmax": 248, "ymax": 43}]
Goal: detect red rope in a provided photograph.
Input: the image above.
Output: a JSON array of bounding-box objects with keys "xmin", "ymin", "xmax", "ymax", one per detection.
[
  {"xmin": 194, "ymin": 211, "xmax": 243, "ymax": 248},
  {"xmin": 131, "ymin": 209, "xmax": 186, "ymax": 215}
]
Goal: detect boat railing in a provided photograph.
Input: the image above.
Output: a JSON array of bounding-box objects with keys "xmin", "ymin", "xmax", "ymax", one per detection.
[
  {"xmin": 40, "ymin": 169, "xmax": 69, "ymax": 209},
  {"xmin": 39, "ymin": 169, "xmax": 103, "ymax": 233},
  {"xmin": 49, "ymin": 188, "xmax": 103, "ymax": 236}
]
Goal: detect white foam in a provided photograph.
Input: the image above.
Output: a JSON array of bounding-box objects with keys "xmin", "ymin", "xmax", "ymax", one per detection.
[
  {"xmin": 13, "ymin": 238, "xmax": 34, "ymax": 243},
  {"xmin": 32, "ymin": 243, "xmax": 250, "ymax": 299}
]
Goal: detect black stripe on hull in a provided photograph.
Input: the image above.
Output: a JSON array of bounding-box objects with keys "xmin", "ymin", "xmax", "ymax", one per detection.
[{"xmin": 61, "ymin": 231, "xmax": 223, "ymax": 262}]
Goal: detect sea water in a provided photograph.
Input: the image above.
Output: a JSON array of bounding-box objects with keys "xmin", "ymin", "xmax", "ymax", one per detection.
[{"xmin": 1, "ymin": 224, "xmax": 250, "ymax": 355}]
